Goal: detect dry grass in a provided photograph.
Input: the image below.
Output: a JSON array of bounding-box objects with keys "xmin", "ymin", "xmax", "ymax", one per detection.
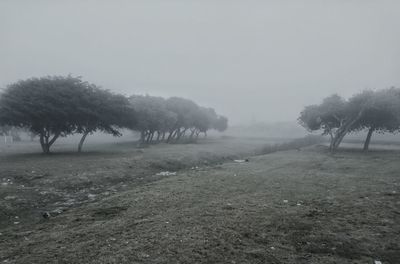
[{"xmin": 0, "ymin": 139, "xmax": 399, "ymax": 263}]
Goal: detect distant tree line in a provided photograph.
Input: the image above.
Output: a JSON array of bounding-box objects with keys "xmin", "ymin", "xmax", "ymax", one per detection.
[
  {"xmin": 299, "ymin": 88, "xmax": 400, "ymax": 152},
  {"xmin": 0, "ymin": 76, "xmax": 228, "ymax": 153},
  {"xmin": 129, "ymin": 95, "xmax": 227, "ymax": 144}
]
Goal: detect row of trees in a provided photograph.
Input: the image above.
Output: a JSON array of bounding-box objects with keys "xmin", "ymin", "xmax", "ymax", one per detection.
[
  {"xmin": 299, "ymin": 88, "xmax": 400, "ymax": 151},
  {"xmin": 130, "ymin": 95, "xmax": 227, "ymax": 144},
  {"xmin": 0, "ymin": 76, "xmax": 228, "ymax": 153}
]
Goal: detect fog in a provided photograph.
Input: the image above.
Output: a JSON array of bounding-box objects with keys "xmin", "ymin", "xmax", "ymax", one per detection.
[{"xmin": 1, "ymin": 0, "xmax": 399, "ymax": 125}]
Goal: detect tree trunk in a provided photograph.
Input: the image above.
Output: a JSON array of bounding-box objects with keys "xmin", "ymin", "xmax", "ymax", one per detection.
[
  {"xmin": 156, "ymin": 131, "xmax": 161, "ymax": 142},
  {"xmin": 173, "ymin": 129, "xmax": 179, "ymax": 139},
  {"xmin": 39, "ymin": 131, "xmax": 60, "ymax": 154},
  {"xmin": 166, "ymin": 130, "xmax": 174, "ymax": 142},
  {"xmin": 149, "ymin": 132, "xmax": 155, "ymax": 143},
  {"xmin": 189, "ymin": 128, "xmax": 196, "ymax": 139},
  {"xmin": 39, "ymin": 134, "xmax": 48, "ymax": 153},
  {"xmin": 177, "ymin": 128, "xmax": 187, "ymax": 140},
  {"xmin": 175, "ymin": 128, "xmax": 182, "ymax": 140},
  {"xmin": 181, "ymin": 129, "xmax": 187, "ymax": 138},
  {"xmin": 363, "ymin": 127, "xmax": 374, "ymax": 151},
  {"xmin": 48, "ymin": 132, "xmax": 60, "ymax": 147},
  {"xmin": 140, "ymin": 130, "xmax": 146, "ymax": 144},
  {"xmin": 328, "ymin": 132, "xmax": 335, "ymax": 152},
  {"xmin": 168, "ymin": 129, "xmax": 179, "ymax": 142},
  {"xmin": 332, "ymin": 131, "xmax": 345, "ymax": 151},
  {"xmin": 330, "ymin": 110, "xmax": 365, "ymax": 152},
  {"xmin": 78, "ymin": 131, "xmax": 90, "ymax": 152},
  {"xmin": 145, "ymin": 131, "xmax": 155, "ymax": 143}
]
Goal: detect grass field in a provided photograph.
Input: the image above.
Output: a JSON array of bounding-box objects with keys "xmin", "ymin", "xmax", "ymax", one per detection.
[{"xmin": 0, "ymin": 138, "xmax": 399, "ymax": 263}]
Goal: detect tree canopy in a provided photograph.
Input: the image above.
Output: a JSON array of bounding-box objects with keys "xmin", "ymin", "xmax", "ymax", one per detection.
[
  {"xmin": 299, "ymin": 88, "xmax": 400, "ymax": 151},
  {"xmin": 72, "ymin": 84, "xmax": 136, "ymax": 152},
  {"xmin": 129, "ymin": 95, "xmax": 228, "ymax": 144},
  {"xmin": 0, "ymin": 76, "xmax": 136, "ymax": 153},
  {"xmin": 0, "ymin": 75, "xmax": 228, "ymax": 153},
  {"xmin": 0, "ymin": 76, "xmax": 83, "ymax": 152},
  {"xmin": 350, "ymin": 88, "xmax": 400, "ymax": 150}
]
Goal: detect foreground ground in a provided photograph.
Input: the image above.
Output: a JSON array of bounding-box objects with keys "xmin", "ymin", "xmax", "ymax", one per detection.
[{"xmin": 0, "ymin": 138, "xmax": 399, "ymax": 263}]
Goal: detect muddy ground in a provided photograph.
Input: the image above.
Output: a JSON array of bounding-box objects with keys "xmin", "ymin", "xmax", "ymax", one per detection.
[{"xmin": 0, "ymin": 138, "xmax": 399, "ymax": 263}]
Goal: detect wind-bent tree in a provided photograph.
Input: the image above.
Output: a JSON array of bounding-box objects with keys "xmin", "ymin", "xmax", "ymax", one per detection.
[
  {"xmin": 327, "ymin": 91, "xmax": 380, "ymax": 151},
  {"xmin": 0, "ymin": 76, "xmax": 83, "ymax": 153},
  {"xmin": 128, "ymin": 95, "xmax": 228, "ymax": 144},
  {"xmin": 191, "ymin": 107, "xmax": 216, "ymax": 138},
  {"xmin": 299, "ymin": 88, "xmax": 400, "ymax": 152},
  {"xmin": 129, "ymin": 95, "xmax": 174, "ymax": 144},
  {"xmin": 0, "ymin": 76, "xmax": 136, "ymax": 153},
  {"xmin": 74, "ymin": 85, "xmax": 136, "ymax": 152},
  {"xmin": 165, "ymin": 97, "xmax": 200, "ymax": 142},
  {"xmin": 351, "ymin": 88, "xmax": 400, "ymax": 151},
  {"xmin": 298, "ymin": 94, "xmax": 347, "ymax": 151}
]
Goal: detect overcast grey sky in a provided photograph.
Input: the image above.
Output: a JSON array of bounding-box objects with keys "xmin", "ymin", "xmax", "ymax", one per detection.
[{"xmin": 1, "ymin": 0, "xmax": 399, "ymax": 125}]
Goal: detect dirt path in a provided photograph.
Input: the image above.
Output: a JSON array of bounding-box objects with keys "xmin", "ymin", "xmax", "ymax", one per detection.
[{"xmin": 1, "ymin": 146, "xmax": 399, "ymax": 263}]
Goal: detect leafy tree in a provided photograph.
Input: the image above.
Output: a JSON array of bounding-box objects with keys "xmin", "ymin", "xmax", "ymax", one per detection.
[
  {"xmin": 299, "ymin": 89, "xmax": 400, "ymax": 151},
  {"xmin": 0, "ymin": 76, "xmax": 82, "ymax": 153},
  {"xmin": 0, "ymin": 76, "xmax": 135, "ymax": 153},
  {"xmin": 165, "ymin": 97, "xmax": 200, "ymax": 142},
  {"xmin": 129, "ymin": 95, "xmax": 173, "ymax": 144},
  {"xmin": 128, "ymin": 95, "xmax": 228, "ymax": 144},
  {"xmin": 74, "ymin": 85, "xmax": 135, "ymax": 152},
  {"xmin": 299, "ymin": 94, "xmax": 347, "ymax": 151},
  {"xmin": 350, "ymin": 88, "xmax": 400, "ymax": 151},
  {"xmin": 190, "ymin": 107, "xmax": 215, "ymax": 138}
]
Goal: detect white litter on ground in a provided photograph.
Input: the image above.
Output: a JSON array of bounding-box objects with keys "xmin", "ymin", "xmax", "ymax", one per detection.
[
  {"xmin": 52, "ymin": 208, "xmax": 63, "ymax": 214},
  {"xmin": 234, "ymin": 159, "xmax": 249, "ymax": 163},
  {"xmin": 374, "ymin": 261, "xmax": 382, "ymax": 264},
  {"xmin": 283, "ymin": 200, "xmax": 289, "ymax": 203},
  {"xmin": 156, "ymin": 171, "xmax": 177, "ymax": 176},
  {"xmin": 4, "ymin": 196, "xmax": 16, "ymax": 201}
]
